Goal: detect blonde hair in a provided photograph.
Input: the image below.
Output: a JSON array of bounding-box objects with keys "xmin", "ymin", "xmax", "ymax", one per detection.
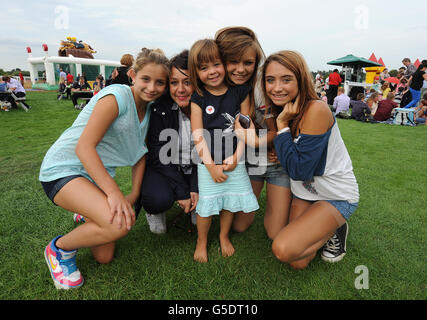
[
  {"xmin": 188, "ymin": 39, "xmax": 224, "ymax": 96},
  {"xmin": 262, "ymin": 50, "xmax": 319, "ymax": 137},
  {"xmin": 132, "ymin": 48, "xmax": 170, "ymax": 76},
  {"xmin": 215, "ymin": 26, "xmax": 265, "ymax": 119}
]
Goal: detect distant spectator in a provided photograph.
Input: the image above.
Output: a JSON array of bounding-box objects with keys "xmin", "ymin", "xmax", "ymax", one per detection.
[
  {"xmin": 371, "ymin": 79, "xmax": 381, "ymax": 92},
  {"xmin": 395, "ymin": 77, "xmax": 408, "ymax": 94},
  {"xmin": 365, "ymin": 88, "xmax": 377, "ymax": 100},
  {"xmin": 351, "ymin": 93, "xmax": 371, "ymax": 121},
  {"xmin": 366, "ymin": 92, "xmax": 380, "ymax": 115},
  {"xmin": 380, "ymin": 68, "xmax": 390, "ymax": 83},
  {"xmin": 404, "ymin": 60, "xmax": 427, "ymax": 109},
  {"xmin": 71, "ymin": 77, "xmax": 92, "ymax": 108},
  {"xmin": 393, "ymin": 87, "xmax": 405, "ymax": 106},
  {"xmin": 415, "ymin": 96, "xmax": 427, "ymax": 124},
  {"xmin": 3, "ymin": 76, "xmax": 31, "ymax": 109},
  {"xmin": 92, "ymin": 75, "xmax": 104, "ymax": 95},
  {"xmin": 106, "ymin": 54, "xmax": 134, "ymax": 86},
  {"xmin": 320, "ymin": 91, "xmax": 328, "ymax": 104},
  {"xmin": 57, "ymin": 78, "xmax": 69, "ymax": 100},
  {"xmin": 402, "ymin": 58, "xmax": 417, "ymax": 79},
  {"xmin": 326, "ymin": 69, "xmax": 342, "ymax": 105},
  {"xmin": 333, "ymin": 87, "xmax": 350, "ymax": 115},
  {"xmin": 66, "ymin": 72, "xmax": 74, "ymax": 84},
  {"xmin": 314, "ymin": 74, "xmax": 324, "ymax": 97},
  {"xmin": 59, "ymin": 68, "xmax": 67, "ymax": 81},
  {"xmin": 374, "ymin": 92, "xmax": 398, "ymax": 121},
  {"xmin": 381, "ymin": 82, "xmax": 391, "ymax": 99}
]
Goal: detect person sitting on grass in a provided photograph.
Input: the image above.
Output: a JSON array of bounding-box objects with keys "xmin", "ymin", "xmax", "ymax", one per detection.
[
  {"xmin": 374, "ymin": 92, "xmax": 398, "ymax": 121},
  {"xmin": 366, "ymin": 92, "xmax": 380, "ymax": 115},
  {"xmin": 380, "ymin": 82, "xmax": 391, "ymax": 100},
  {"xmin": 332, "ymin": 87, "xmax": 350, "ymax": 116},
  {"xmin": 351, "ymin": 93, "xmax": 372, "ymax": 122},
  {"xmin": 39, "ymin": 48, "xmax": 169, "ymax": 290},
  {"xmin": 415, "ymin": 100, "xmax": 427, "ymax": 124}
]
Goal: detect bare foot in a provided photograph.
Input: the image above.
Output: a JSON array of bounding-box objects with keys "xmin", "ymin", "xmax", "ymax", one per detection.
[
  {"xmin": 194, "ymin": 240, "xmax": 208, "ymax": 263},
  {"xmin": 220, "ymin": 236, "xmax": 235, "ymax": 258}
]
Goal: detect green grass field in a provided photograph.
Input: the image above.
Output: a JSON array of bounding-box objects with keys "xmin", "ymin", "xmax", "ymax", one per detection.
[{"xmin": 0, "ymin": 91, "xmax": 425, "ymax": 300}]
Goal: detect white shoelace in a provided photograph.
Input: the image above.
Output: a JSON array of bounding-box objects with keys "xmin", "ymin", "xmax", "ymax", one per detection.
[{"xmin": 324, "ymin": 234, "xmax": 340, "ymax": 253}]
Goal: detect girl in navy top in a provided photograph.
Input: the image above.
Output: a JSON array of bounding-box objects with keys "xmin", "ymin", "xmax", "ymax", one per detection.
[
  {"xmin": 189, "ymin": 39, "xmax": 259, "ymax": 263},
  {"xmin": 237, "ymin": 51, "xmax": 359, "ymax": 269}
]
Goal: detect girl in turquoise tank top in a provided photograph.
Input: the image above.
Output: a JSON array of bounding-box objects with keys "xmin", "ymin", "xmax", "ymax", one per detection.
[{"xmin": 40, "ymin": 48, "xmax": 169, "ymax": 290}]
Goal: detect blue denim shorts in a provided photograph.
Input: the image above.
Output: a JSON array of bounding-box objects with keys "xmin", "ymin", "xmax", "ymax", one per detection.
[
  {"xmin": 292, "ymin": 195, "xmax": 358, "ymax": 220},
  {"xmin": 325, "ymin": 200, "xmax": 358, "ymax": 221},
  {"xmin": 247, "ymin": 163, "xmax": 290, "ymax": 188},
  {"xmin": 40, "ymin": 175, "xmax": 83, "ymax": 205}
]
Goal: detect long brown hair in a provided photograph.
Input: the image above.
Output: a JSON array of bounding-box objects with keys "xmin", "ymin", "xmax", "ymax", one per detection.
[
  {"xmin": 215, "ymin": 26, "xmax": 265, "ymax": 120},
  {"xmin": 262, "ymin": 50, "xmax": 319, "ymax": 137}
]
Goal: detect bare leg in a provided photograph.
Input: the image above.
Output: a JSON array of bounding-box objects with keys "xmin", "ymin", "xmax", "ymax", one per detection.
[
  {"xmin": 53, "ymin": 177, "xmax": 130, "ymax": 263},
  {"xmin": 219, "ymin": 210, "xmax": 235, "ymax": 258},
  {"xmin": 77, "ymin": 216, "xmax": 116, "ymax": 264},
  {"xmin": 232, "ymin": 180, "xmax": 263, "ymax": 232},
  {"xmin": 272, "ymin": 199, "xmax": 343, "ymax": 270},
  {"xmin": 194, "ymin": 215, "xmax": 212, "ymax": 263},
  {"xmin": 264, "ymin": 183, "xmax": 292, "ymax": 240}
]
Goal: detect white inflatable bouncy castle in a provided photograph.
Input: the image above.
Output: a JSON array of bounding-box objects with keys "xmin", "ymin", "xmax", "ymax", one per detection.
[{"xmin": 26, "ymin": 44, "xmax": 121, "ymax": 89}]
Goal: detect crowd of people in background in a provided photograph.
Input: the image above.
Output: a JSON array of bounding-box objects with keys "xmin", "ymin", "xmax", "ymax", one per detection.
[{"xmin": 314, "ymin": 58, "xmax": 427, "ymax": 125}]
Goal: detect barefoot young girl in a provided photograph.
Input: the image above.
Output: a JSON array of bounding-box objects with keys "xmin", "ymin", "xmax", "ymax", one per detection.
[
  {"xmin": 39, "ymin": 48, "xmax": 169, "ymax": 289},
  {"xmin": 189, "ymin": 39, "xmax": 259, "ymax": 263}
]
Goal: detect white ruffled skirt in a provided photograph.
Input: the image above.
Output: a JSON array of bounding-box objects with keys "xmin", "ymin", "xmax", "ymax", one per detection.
[{"xmin": 196, "ymin": 163, "xmax": 259, "ymax": 217}]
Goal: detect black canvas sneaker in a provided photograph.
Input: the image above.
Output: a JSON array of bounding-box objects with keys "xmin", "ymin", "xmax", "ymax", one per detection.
[{"xmin": 321, "ymin": 222, "xmax": 348, "ymax": 263}]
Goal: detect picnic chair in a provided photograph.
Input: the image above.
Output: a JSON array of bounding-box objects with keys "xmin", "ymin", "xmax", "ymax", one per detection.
[{"xmin": 11, "ymin": 92, "xmax": 31, "ymax": 112}]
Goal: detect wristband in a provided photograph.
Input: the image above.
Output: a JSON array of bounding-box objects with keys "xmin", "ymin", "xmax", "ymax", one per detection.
[{"xmin": 277, "ymin": 127, "xmax": 290, "ymax": 135}]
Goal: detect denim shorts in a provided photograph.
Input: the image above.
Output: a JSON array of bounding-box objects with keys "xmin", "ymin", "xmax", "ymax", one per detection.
[
  {"xmin": 292, "ymin": 195, "xmax": 358, "ymax": 221},
  {"xmin": 41, "ymin": 175, "xmax": 83, "ymax": 205},
  {"xmin": 325, "ymin": 200, "xmax": 358, "ymax": 220},
  {"xmin": 247, "ymin": 163, "xmax": 290, "ymax": 188}
]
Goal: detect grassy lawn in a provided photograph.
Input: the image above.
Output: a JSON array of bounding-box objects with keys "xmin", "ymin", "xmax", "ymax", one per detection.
[{"xmin": 0, "ymin": 90, "xmax": 425, "ymax": 300}]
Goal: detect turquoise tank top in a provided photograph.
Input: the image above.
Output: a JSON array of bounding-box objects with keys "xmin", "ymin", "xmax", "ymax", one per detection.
[{"xmin": 39, "ymin": 84, "xmax": 151, "ymax": 182}]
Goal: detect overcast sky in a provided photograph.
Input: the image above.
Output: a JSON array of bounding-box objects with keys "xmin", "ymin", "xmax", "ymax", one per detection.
[{"xmin": 2, "ymin": 0, "xmax": 426, "ymax": 72}]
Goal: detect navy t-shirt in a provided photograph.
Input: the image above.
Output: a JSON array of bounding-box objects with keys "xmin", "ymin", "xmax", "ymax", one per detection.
[{"xmin": 191, "ymin": 85, "xmax": 250, "ymax": 164}]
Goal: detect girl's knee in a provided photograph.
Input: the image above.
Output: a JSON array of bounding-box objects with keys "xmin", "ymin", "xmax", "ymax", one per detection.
[
  {"xmin": 272, "ymin": 238, "xmax": 300, "ymax": 263},
  {"xmin": 289, "ymin": 259, "xmax": 310, "ymax": 270},
  {"xmin": 232, "ymin": 212, "xmax": 254, "ymax": 233},
  {"xmin": 92, "ymin": 244, "xmax": 115, "ymax": 264},
  {"xmin": 94, "ymin": 250, "xmax": 115, "ymax": 264}
]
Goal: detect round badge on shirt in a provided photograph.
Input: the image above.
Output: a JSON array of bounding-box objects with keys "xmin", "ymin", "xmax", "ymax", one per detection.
[{"xmin": 205, "ymin": 105, "xmax": 215, "ymax": 114}]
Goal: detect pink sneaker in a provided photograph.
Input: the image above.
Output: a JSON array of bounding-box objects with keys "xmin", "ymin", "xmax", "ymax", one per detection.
[{"xmin": 44, "ymin": 236, "xmax": 84, "ymax": 289}]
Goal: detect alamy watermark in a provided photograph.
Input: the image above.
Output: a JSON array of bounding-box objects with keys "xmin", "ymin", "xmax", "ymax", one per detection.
[
  {"xmin": 158, "ymin": 128, "xmax": 269, "ymax": 175},
  {"xmin": 54, "ymin": 5, "xmax": 69, "ymax": 30},
  {"xmin": 354, "ymin": 265, "xmax": 369, "ymax": 290},
  {"xmin": 354, "ymin": 4, "xmax": 369, "ymax": 30}
]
